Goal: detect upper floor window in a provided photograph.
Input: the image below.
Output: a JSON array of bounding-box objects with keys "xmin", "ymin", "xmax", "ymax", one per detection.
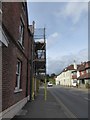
[
  {"xmin": 18, "ymin": 17, "xmax": 24, "ymax": 46},
  {"xmin": 0, "ymin": 9, "xmax": 2, "ymax": 14},
  {"xmin": 0, "ymin": 1, "xmax": 2, "ymax": 14},
  {"xmin": 86, "ymin": 68, "xmax": 90, "ymax": 73},
  {"xmin": 22, "ymin": 2, "xmax": 26, "ymax": 14},
  {"xmin": 81, "ymin": 71, "xmax": 84, "ymax": 75},
  {"xmin": 72, "ymin": 71, "xmax": 77, "ymax": 75},
  {"xmin": 0, "ymin": 3, "xmax": 2, "ymax": 24}
]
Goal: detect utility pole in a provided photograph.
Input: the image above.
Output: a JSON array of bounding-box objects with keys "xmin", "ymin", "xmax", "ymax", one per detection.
[
  {"xmin": 44, "ymin": 27, "xmax": 47, "ymax": 101},
  {"xmin": 44, "ymin": 76, "xmax": 47, "ymax": 101}
]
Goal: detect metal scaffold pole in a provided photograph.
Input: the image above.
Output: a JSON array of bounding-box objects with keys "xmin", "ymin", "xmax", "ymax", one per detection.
[
  {"xmin": 44, "ymin": 77, "xmax": 47, "ymax": 101},
  {"xmin": 44, "ymin": 27, "xmax": 47, "ymax": 101}
]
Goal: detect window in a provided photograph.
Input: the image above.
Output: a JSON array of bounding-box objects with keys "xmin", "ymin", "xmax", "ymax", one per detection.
[
  {"xmin": 22, "ymin": 2, "xmax": 26, "ymax": 13},
  {"xmin": 0, "ymin": 1, "xmax": 2, "ymax": 14},
  {"xmin": 15, "ymin": 59, "xmax": 22, "ymax": 92},
  {"xmin": 0, "ymin": 9, "xmax": 2, "ymax": 14},
  {"xmin": 86, "ymin": 69, "xmax": 90, "ymax": 73},
  {"xmin": 81, "ymin": 71, "xmax": 84, "ymax": 75},
  {"xmin": 72, "ymin": 71, "xmax": 77, "ymax": 75},
  {"xmin": 18, "ymin": 18, "xmax": 24, "ymax": 46}
]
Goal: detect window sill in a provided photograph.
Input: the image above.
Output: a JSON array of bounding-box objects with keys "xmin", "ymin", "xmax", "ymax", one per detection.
[
  {"xmin": 14, "ymin": 89, "xmax": 22, "ymax": 93},
  {"xmin": 18, "ymin": 41, "xmax": 25, "ymax": 50}
]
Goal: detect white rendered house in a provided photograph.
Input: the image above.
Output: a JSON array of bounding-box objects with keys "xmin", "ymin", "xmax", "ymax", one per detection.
[{"xmin": 56, "ymin": 62, "xmax": 78, "ymax": 86}]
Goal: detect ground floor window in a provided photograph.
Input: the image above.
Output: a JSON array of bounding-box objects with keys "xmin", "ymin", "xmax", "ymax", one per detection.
[{"xmin": 15, "ymin": 59, "xmax": 22, "ymax": 90}]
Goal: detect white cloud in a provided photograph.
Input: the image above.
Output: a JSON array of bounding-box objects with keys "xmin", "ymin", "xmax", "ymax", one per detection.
[
  {"xmin": 47, "ymin": 32, "xmax": 60, "ymax": 48},
  {"xmin": 51, "ymin": 32, "xmax": 58, "ymax": 37},
  {"xmin": 47, "ymin": 48, "xmax": 88, "ymax": 75},
  {"xmin": 56, "ymin": 2, "xmax": 88, "ymax": 24}
]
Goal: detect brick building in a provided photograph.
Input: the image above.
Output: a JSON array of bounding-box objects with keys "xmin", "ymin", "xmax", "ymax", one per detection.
[
  {"xmin": 1, "ymin": 1, "xmax": 33, "ymax": 119},
  {"xmin": 77, "ymin": 61, "xmax": 90, "ymax": 87}
]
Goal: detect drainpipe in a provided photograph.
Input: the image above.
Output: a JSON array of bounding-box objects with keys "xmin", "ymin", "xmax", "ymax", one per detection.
[{"xmin": 26, "ymin": 60, "xmax": 28, "ymax": 98}]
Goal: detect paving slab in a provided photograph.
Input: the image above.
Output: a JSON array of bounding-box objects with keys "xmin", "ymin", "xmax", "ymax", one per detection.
[{"xmin": 12, "ymin": 88, "xmax": 68, "ymax": 118}]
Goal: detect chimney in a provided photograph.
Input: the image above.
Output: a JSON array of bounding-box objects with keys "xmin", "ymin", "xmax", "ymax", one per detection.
[
  {"xmin": 73, "ymin": 60, "xmax": 77, "ymax": 70},
  {"xmin": 29, "ymin": 21, "xmax": 35, "ymax": 34}
]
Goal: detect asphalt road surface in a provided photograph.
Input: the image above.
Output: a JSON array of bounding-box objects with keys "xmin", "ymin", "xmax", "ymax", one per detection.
[{"xmin": 48, "ymin": 85, "xmax": 89, "ymax": 118}]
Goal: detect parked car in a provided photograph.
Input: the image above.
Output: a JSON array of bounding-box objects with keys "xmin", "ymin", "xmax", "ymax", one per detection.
[{"xmin": 47, "ymin": 82, "xmax": 53, "ymax": 87}]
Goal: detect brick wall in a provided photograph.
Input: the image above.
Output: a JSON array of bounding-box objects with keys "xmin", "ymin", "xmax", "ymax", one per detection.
[
  {"xmin": 0, "ymin": 45, "xmax": 2, "ymax": 113},
  {"xmin": 2, "ymin": 2, "xmax": 32, "ymax": 111}
]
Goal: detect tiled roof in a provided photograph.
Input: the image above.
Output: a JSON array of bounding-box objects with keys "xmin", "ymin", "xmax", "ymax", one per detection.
[
  {"xmin": 85, "ymin": 61, "xmax": 90, "ymax": 69},
  {"xmin": 78, "ymin": 61, "xmax": 90, "ymax": 71},
  {"xmin": 67, "ymin": 65, "xmax": 74, "ymax": 70},
  {"xmin": 78, "ymin": 62, "xmax": 86, "ymax": 71},
  {"xmin": 57, "ymin": 61, "xmax": 90, "ymax": 77},
  {"xmin": 61, "ymin": 64, "xmax": 80, "ymax": 74},
  {"xmin": 61, "ymin": 65, "xmax": 74, "ymax": 73},
  {"xmin": 77, "ymin": 65, "xmax": 81, "ymax": 69}
]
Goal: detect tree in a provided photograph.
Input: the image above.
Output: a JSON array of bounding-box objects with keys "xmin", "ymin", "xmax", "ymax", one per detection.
[
  {"xmin": 46, "ymin": 74, "xmax": 50, "ymax": 82},
  {"xmin": 51, "ymin": 73, "xmax": 56, "ymax": 78}
]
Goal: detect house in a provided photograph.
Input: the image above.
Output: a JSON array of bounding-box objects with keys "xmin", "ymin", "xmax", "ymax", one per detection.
[
  {"xmin": 77, "ymin": 61, "xmax": 90, "ymax": 88},
  {"xmin": 71, "ymin": 64, "xmax": 81, "ymax": 86},
  {"xmin": 1, "ymin": 1, "xmax": 33, "ymax": 119},
  {"xmin": 55, "ymin": 69, "xmax": 66, "ymax": 85},
  {"xmin": 56, "ymin": 61, "xmax": 78, "ymax": 87},
  {"xmin": 0, "ymin": 5, "xmax": 9, "ymax": 119}
]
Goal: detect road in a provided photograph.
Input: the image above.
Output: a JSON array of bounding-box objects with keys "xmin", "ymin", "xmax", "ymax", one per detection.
[{"xmin": 48, "ymin": 85, "xmax": 89, "ymax": 118}]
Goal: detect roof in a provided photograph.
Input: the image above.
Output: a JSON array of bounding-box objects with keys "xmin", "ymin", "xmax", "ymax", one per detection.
[
  {"xmin": 78, "ymin": 62, "xmax": 86, "ymax": 71},
  {"xmin": 85, "ymin": 61, "xmax": 90, "ymax": 69},
  {"xmin": 56, "ymin": 61, "xmax": 90, "ymax": 77},
  {"xmin": 65, "ymin": 65, "xmax": 75, "ymax": 71},
  {"xmin": 78, "ymin": 61, "xmax": 90, "ymax": 71},
  {"xmin": 57, "ymin": 64, "xmax": 80, "ymax": 76}
]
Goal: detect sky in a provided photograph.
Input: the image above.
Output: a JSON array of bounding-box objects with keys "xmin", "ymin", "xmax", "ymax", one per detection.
[{"xmin": 27, "ymin": 2, "xmax": 88, "ymax": 75}]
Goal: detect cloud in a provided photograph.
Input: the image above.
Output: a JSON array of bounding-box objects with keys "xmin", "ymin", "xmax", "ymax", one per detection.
[
  {"xmin": 56, "ymin": 2, "xmax": 88, "ymax": 24},
  {"xmin": 47, "ymin": 48, "xmax": 88, "ymax": 75},
  {"xmin": 51, "ymin": 32, "xmax": 58, "ymax": 37},
  {"xmin": 47, "ymin": 32, "xmax": 60, "ymax": 48}
]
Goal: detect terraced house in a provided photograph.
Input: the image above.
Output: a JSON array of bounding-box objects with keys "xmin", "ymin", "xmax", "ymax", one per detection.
[
  {"xmin": 55, "ymin": 62, "xmax": 78, "ymax": 86},
  {"xmin": 0, "ymin": 1, "xmax": 33, "ymax": 119},
  {"xmin": 77, "ymin": 61, "xmax": 90, "ymax": 88},
  {"xmin": 56, "ymin": 61, "xmax": 90, "ymax": 88}
]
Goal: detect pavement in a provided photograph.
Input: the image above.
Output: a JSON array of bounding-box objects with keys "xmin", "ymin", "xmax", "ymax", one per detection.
[
  {"xmin": 58, "ymin": 85, "xmax": 89, "ymax": 93},
  {"xmin": 12, "ymin": 87, "xmax": 68, "ymax": 119}
]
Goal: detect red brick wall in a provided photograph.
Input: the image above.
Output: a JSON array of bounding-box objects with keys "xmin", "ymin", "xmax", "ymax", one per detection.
[
  {"xmin": 2, "ymin": 2, "xmax": 32, "ymax": 111},
  {"xmin": 27, "ymin": 35, "xmax": 32, "ymax": 96}
]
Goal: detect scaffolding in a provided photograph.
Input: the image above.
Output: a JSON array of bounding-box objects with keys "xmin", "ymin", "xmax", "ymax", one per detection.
[
  {"xmin": 32, "ymin": 26, "xmax": 46, "ymax": 100},
  {"xmin": 34, "ymin": 28, "xmax": 46, "ymax": 76}
]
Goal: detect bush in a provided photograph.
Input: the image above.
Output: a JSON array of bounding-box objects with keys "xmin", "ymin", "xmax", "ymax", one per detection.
[{"xmin": 85, "ymin": 82, "xmax": 90, "ymax": 88}]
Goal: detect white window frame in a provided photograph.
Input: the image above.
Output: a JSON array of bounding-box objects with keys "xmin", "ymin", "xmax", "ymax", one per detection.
[
  {"xmin": 81, "ymin": 71, "xmax": 84, "ymax": 75},
  {"xmin": 14, "ymin": 59, "xmax": 22, "ymax": 93},
  {"xmin": 0, "ymin": 8, "xmax": 2, "ymax": 14}
]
